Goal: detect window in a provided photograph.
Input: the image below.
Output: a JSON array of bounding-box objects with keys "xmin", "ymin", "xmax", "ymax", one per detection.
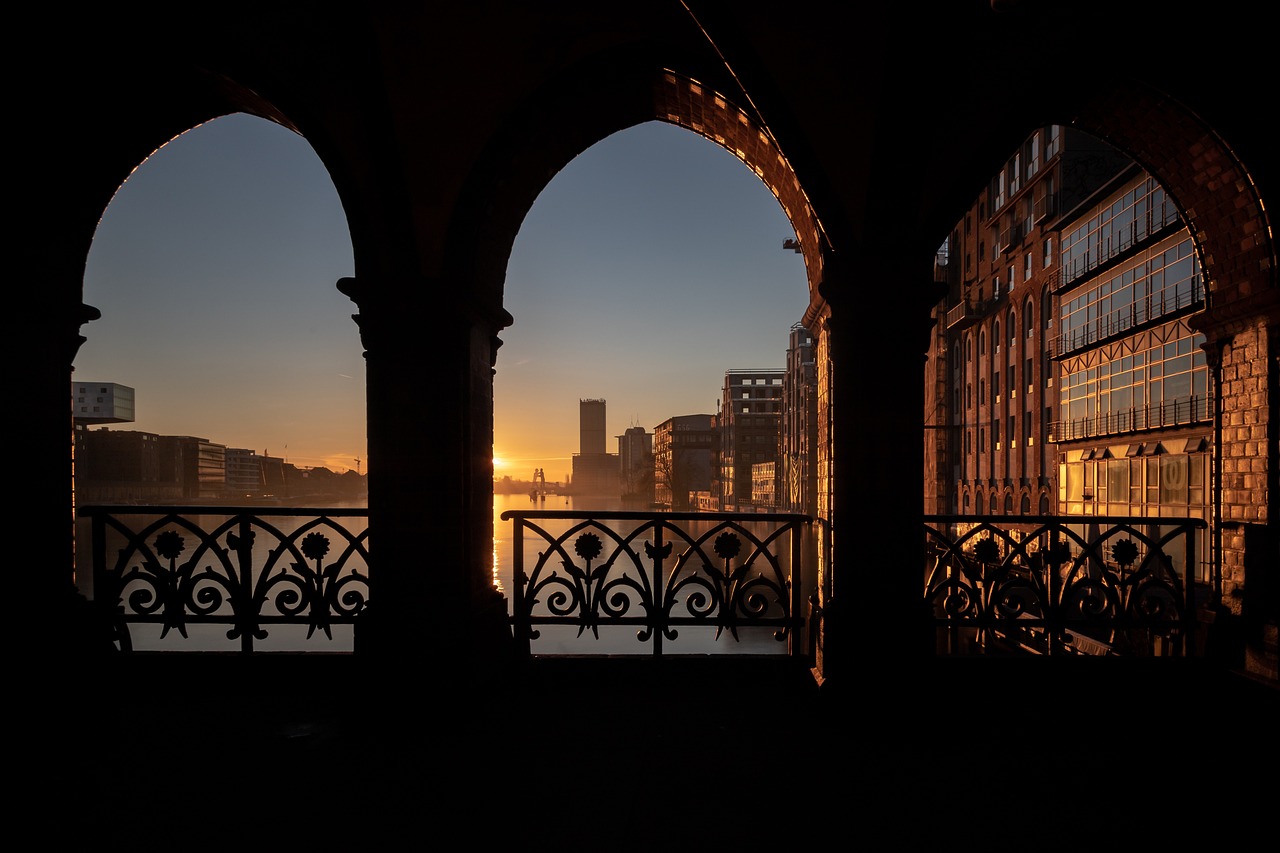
[
  {"xmin": 1009, "ymin": 265, "xmax": 1016, "ymax": 291},
  {"xmin": 980, "ymin": 378, "xmax": 986, "ymax": 404},
  {"xmin": 1043, "ymin": 237, "xmax": 1053, "ymax": 268},
  {"xmin": 979, "ymin": 330, "xmax": 986, "ymax": 355},
  {"xmin": 1026, "ymin": 357, "xmax": 1034, "ymax": 392},
  {"xmin": 1025, "ymin": 300, "xmax": 1034, "ymax": 338},
  {"xmin": 1024, "ymin": 252, "xmax": 1032, "ymax": 281}
]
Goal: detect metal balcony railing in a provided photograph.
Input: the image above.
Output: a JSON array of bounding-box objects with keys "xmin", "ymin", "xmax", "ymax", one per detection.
[
  {"xmin": 81, "ymin": 505, "xmax": 1212, "ymax": 661},
  {"xmin": 1049, "ymin": 395, "xmax": 1212, "ymax": 442},
  {"xmin": 80, "ymin": 505, "xmax": 371, "ymax": 653},
  {"xmin": 502, "ymin": 509, "xmax": 813, "ymax": 657},
  {"xmin": 924, "ymin": 514, "xmax": 1209, "ymax": 657}
]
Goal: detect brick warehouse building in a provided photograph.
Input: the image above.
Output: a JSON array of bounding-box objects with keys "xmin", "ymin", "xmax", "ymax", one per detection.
[
  {"xmin": 927, "ymin": 127, "xmax": 1267, "ymax": 666},
  {"xmin": 14, "ymin": 2, "xmax": 1277, "ymax": 844}
]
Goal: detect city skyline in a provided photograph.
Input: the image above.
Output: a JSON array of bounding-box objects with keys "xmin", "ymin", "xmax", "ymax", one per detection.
[{"xmin": 78, "ymin": 114, "xmax": 809, "ymax": 478}]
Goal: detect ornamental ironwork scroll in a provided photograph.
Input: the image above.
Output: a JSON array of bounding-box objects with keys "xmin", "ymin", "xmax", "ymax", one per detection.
[
  {"xmin": 923, "ymin": 515, "xmax": 1207, "ymax": 657},
  {"xmin": 502, "ymin": 510, "xmax": 811, "ymax": 656},
  {"xmin": 82, "ymin": 506, "xmax": 370, "ymax": 652}
]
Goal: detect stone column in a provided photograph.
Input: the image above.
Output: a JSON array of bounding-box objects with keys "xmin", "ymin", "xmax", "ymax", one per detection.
[
  {"xmin": 24, "ymin": 297, "xmax": 111, "ymax": 659},
  {"xmin": 337, "ymin": 276, "xmax": 513, "ymax": 678},
  {"xmin": 811, "ymin": 251, "xmax": 942, "ymax": 692}
]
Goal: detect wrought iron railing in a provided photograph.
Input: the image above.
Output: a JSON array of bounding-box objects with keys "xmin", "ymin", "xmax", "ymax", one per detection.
[
  {"xmin": 80, "ymin": 506, "xmax": 370, "ymax": 653},
  {"xmin": 924, "ymin": 514, "xmax": 1208, "ymax": 657},
  {"xmin": 1048, "ymin": 394, "xmax": 1212, "ymax": 441},
  {"xmin": 501, "ymin": 510, "xmax": 812, "ymax": 657}
]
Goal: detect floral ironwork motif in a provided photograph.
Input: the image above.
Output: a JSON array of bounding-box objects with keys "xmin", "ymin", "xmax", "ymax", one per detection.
[
  {"xmin": 506, "ymin": 511, "xmax": 805, "ymax": 655},
  {"xmin": 924, "ymin": 515, "xmax": 1205, "ymax": 657},
  {"xmin": 83, "ymin": 507, "xmax": 371, "ymax": 652},
  {"xmin": 1110, "ymin": 538, "xmax": 1139, "ymax": 568}
]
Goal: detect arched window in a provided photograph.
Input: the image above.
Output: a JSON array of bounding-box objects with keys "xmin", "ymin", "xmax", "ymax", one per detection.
[
  {"xmin": 989, "ymin": 493, "xmax": 998, "ymax": 513},
  {"xmin": 979, "ymin": 329, "xmax": 986, "ymax": 355},
  {"xmin": 1004, "ymin": 494, "xmax": 1014, "ymax": 513},
  {"xmin": 1039, "ymin": 493, "xmax": 1050, "ymax": 514},
  {"xmin": 1008, "ymin": 311, "xmax": 1017, "ymax": 350},
  {"xmin": 1024, "ymin": 299, "xmax": 1034, "ymax": 339},
  {"xmin": 1042, "ymin": 288, "xmax": 1053, "ymax": 331},
  {"xmin": 966, "ymin": 334, "xmax": 972, "ymax": 363},
  {"xmin": 994, "ymin": 320, "xmax": 1001, "ymax": 353},
  {"xmin": 1020, "ymin": 493, "xmax": 1030, "ymax": 514}
]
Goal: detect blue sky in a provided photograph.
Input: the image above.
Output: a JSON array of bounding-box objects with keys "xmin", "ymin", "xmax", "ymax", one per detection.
[{"xmin": 79, "ymin": 114, "xmax": 809, "ymax": 479}]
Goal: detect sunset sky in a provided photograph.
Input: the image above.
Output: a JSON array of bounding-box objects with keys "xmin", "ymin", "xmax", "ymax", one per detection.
[{"xmin": 79, "ymin": 114, "xmax": 809, "ymax": 480}]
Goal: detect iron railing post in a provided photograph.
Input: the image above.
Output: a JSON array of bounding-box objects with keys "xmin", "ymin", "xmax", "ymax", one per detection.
[
  {"xmin": 513, "ymin": 517, "xmax": 528, "ymax": 658},
  {"xmin": 652, "ymin": 518, "xmax": 665, "ymax": 656}
]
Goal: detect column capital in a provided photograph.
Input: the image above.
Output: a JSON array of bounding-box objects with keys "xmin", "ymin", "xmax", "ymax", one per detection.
[{"xmin": 336, "ymin": 275, "xmax": 514, "ymax": 357}]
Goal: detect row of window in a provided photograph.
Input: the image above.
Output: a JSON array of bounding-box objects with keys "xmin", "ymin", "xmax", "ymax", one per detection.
[
  {"xmin": 989, "ymin": 126, "xmax": 1060, "ymax": 213},
  {"xmin": 1060, "ymin": 331, "xmax": 1208, "ymax": 424},
  {"xmin": 1058, "ymin": 235, "xmax": 1202, "ymax": 354},
  {"xmin": 1059, "ymin": 175, "xmax": 1181, "ymax": 285}
]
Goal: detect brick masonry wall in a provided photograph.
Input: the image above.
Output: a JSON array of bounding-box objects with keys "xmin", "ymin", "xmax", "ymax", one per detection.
[{"xmin": 1218, "ymin": 321, "xmax": 1272, "ymax": 612}]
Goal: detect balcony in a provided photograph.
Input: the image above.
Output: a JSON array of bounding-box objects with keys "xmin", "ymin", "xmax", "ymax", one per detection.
[
  {"xmin": 81, "ymin": 504, "xmax": 1216, "ymax": 661},
  {"xmin": 945, "ymin": 296, "xmax": 998, "ymax": 331},
  {"xmin": 1050, "ymin": 396, "xmax": 1213, "ymax": 442}
]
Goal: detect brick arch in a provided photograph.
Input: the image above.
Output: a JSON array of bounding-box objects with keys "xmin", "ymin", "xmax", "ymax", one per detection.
[
  {"xmin": 444, "ymin": 60, "xmax": 825, "ymax": 325},
  {"xmin": 1067, "ymin": 82, "xmax": 1276, "ymax": 337}
]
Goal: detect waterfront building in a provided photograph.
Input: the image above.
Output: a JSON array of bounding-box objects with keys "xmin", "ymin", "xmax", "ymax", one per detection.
[
  {"xmin": 158, "ymin": 435, "xmax": 227, "ymax": 501},
  {"xmin": 653, "ymin": 414, "xmax": 715, "ymax": 511},
  {"xmin": 718, "ymin": 368, "xmax": 784, "ymax": 512},
  {"xmin": 781, "ymin": 323, "xmax": 817, "ymax": 515},
  {"xmin": 617, "ymin": 425, "xmax": 654, "ymax": 504},
  {"xmin": 71, "ymin": 381, "xmax": 135, "ymax": 425},
  {"xmin": 225, "ymin": 447, "xmax": 267, "ymax": 496},
  {"xmin": 927, "ymin": 126, "xmax": 1132, "ymax": 517},
  {"xmin": 571, "ymin": 398, "xmax": 619, "ymax": 500},
  {"xmin": 1051, "ymin": 165, "xmax": 1211, "ymax": 575},
  {"xmin": 74, "ymin": 428, "xmax": 183, "ymax": 504}
]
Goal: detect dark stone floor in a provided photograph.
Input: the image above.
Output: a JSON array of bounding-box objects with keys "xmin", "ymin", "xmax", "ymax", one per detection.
[{"xmin": 46, "ymin": 654, "xmax": 1278, "ymax": 852}]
